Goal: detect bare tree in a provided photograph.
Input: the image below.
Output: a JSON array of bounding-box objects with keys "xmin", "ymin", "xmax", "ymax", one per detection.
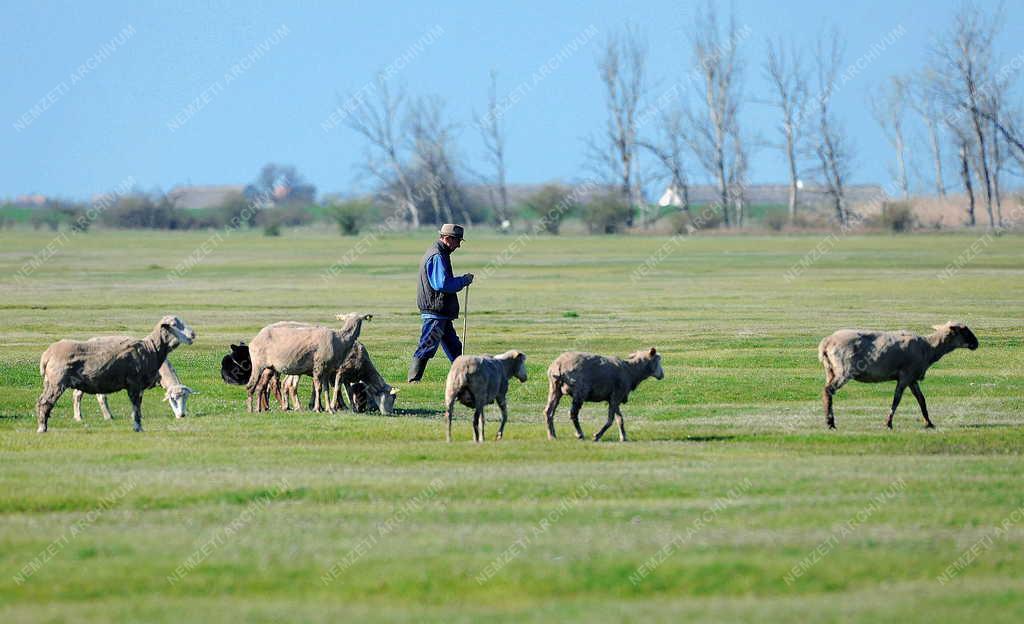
[
  {"xmin": 728, "ymin": 127, "xmax": 751, "ymax": 227},
  {"xmin": 929, "ymin": 3, "xmax": 1003, "ymax": 227},
  {"xmin": 686, "ymin": 2, "xmax": 744, "ymax": 227},
  {"xmin": 811, "ymin": 30, "xmax": 854, "ymax": 226},
  {"xmin": 344, "ymin": 77, "xmax": 421, "ymax": 227},
  {"xmin": 476, "ymin": 70, "xmax": 509, "ymax": 224},
  {"xmin": 589, "ymin": 25, "xmax": 647, "ymax": 226},
  {"xmin": 407, "ymin": 96, "xmax": 471, "ymax": 226},
  {"xmin": 948, "ymin": 122, "xmax": 977, "ymax": 225},
  {"xmin": 764, "ymin": 37, "xmax": 808, "ymax": 219},
  {"xmin": 908, "ymin": 73, "xmax": 947, "ymax": 197},
  {"xmin": 638, "ymin": 106, "xmax": 691, "ymax": 216},
  {"xmin": 871, "ymin": 76, "xmax": 911, "ymax": 199}
]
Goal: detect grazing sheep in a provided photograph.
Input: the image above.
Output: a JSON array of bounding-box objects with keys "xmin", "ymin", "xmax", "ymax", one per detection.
[
  {"xmin": 818, "ymin": 321, "xmax": 979, "ymax": 429},
  {"xmin": 72, "ymin": 360, "xmax": 196, "ymax": 420},
  {"xmin": 37, "ymin": 316, "xmax": 196, "ymax": 433},
  {"xmin": 246, "ymin": 314, "xmax": 372, "ymax": 413},
  {"xmin": 444, "ymin": 350, "xmax": 528, "ymax": 443},
  {"xmin": 281, "ymin": 341, "xmax": 399, "ymax": 415},
  {"xmin": 220, "ymin": 343, "xmax": 251, "ymax": 385},
  {"xmin": 543, "ymin": 348, "xmax": 663, "ymax": 442}
]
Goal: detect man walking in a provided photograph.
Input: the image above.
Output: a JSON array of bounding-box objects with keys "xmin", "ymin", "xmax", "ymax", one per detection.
[{"xmin": 408, "ymin": 223, "xmax": 474, "ymax": 382}]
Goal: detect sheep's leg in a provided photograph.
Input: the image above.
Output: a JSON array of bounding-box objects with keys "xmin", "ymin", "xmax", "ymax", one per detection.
[
  {"xmin": 615, "ymin": 405, "xmax": 627, "ymax": 442},
  {"xmin": 543, "ymin": 380, "xmax": 562, "ymax": 440},
  {"xmin": 477, "ymin": 406, "xmax": 486, "ymax": 443},
  {"xmin": 909, "ymin": 382, "xmax": 934, "ymax": 428},
  {"xmin": 330, "ymin": 370, "xmax": 344, "ymax": 411},
  {"xmin": 36, "ymin": 383, "xmax": 65, "ymax": 433},
  {"xmin": 127, "ymin": 387, "xmax": 144, "ymax": 433},
  {"xmin": 73, "ymin": 390, "xmax": 84, "ymax": 422},
  {"xmin": 445, "ymin": 396, "xmax": 456, "ymax": 443},
  {"xmin": 97, "ymin": 394, "xmax": 114, "ymax": 420},
  {"xmin": 495, "ymin": 396, "xmax": 509, "ymax": 440},
  {"xmin": 470, "ymin": 407, "xmax": 480, "ymax": 443},
  {"xmin": 823, "ymin": 384, "xmax": 838, "ymax": 429},
  {"xmin": 885, "ymin": 381, "xmax": 908, "ymax": 430},
  {"xmin": 270, "ymin": 374, "xmax": 283, "ymax": 410},
  {"xmin": 593, "ymin": 402, "xmax": 617, "ymax": 442},
  {"xmin": 311, "ymin": 374, "xmax": 323, "ymax": 413},
  {"xmin": 569, "ymin": 398, "xmax": 585, "ymax": 440}
]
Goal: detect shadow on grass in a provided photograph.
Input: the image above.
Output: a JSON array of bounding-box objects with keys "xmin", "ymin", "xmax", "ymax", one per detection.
[{"xmin": 393, "ymin": 407, "xmax": 442, "ymax": 419}]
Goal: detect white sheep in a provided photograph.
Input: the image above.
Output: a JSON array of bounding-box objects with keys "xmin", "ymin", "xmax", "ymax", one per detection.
[
  {"xmin": 818, "ymin": 321, "xmax": 979, "ymax": 429},
  {"xmin": 72, "ymin": 360, "xmax": 196, "ymax": 421},
  {"xmin": 281, "ymin": 341, "xmax": 399, "ymax": 415},
  {"xmin": 246, "ymin": 313, "xmax": 372, "ymax": 412},
  {"xmin": 543, "ymin": 348, "xmax": 664, "ymax": 442},
  {"xmin": 37, "ymin": 316, "xmax": 196, "ymax": 432},
  {"xmin": 444, "ymin": 351, "xmax": 528, "ymax": 443}
]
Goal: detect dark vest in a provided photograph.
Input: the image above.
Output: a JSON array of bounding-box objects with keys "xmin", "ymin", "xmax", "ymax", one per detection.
[{"xmin": 417, "ymin": 240, "xmax": 460, "ymax": 319}]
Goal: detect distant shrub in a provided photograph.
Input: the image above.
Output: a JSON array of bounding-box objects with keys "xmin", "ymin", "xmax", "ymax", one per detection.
[
  {"xmin": 102, "ymin": 196, "xmax": 192, "ymax": 229},
  {"xmin": 764, "ymin": 212, "xmax": 788, "ymax": 232},
  {"xmin": 672, "ymin": 206, "xmax": 723, "ymax": 233},
  {"xmin": 525, "ymin": 185, "xmax": 575, "ymax": 235},
  {"xmin": 263, "ymin": 223, "xmax": 281, "ymax": 237},
  {"xmin": 328, "ymin": 200, "xmax": 374, "ymax": 235},
  {"xmin": 881, "ymin": 202, "xmax": 915, "ymax": 232},
  {"xmin": 581, "ymin": 192, "xmax": 633, "ymax": 234}
]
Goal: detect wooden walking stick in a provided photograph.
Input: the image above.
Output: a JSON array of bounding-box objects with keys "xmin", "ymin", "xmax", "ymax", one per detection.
[{"xmin": 462, "ymin": 284, "xmax": 470, "ymax": 353}]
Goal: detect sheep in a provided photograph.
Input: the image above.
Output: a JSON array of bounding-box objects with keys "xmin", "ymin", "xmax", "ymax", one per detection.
[
  {"xmin": 220, "ymin": 343, "xmax": 251, "ymax": 385},
  {"xmin": 36, "ymin": 316, "xmax": 196, "ymax": 433},
  {"xmin": 281, "ymin": 341, "xmax": 400, "ymax": 415},
  {"xmin": 818, "ymin": 321, "xmax": 979, "ymax": 430},
  {"xmin": 72, "ymin": 360, "xmax": 196, "ymax": 420},
  {"xmin": 444, "ymin": 350, "xmax": 528, "ymax": 443},
  {"xmin": 543, "ymin": 348, "xmax": 663, "ymax": 442},
  {"xmin": 246, "ymin": 313, "xmax": 372, "ymax": 413}
]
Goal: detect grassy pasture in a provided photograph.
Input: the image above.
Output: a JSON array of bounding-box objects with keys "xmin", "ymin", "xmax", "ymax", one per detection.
[{"xmin": 0, "ymin": 229, "xmax": 1022, "ymax": 623}]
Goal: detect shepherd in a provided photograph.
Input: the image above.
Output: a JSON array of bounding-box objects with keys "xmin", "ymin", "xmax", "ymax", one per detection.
[{"xmin": 407, "ymin": 223, "xmax": 474, "ymax": 383}]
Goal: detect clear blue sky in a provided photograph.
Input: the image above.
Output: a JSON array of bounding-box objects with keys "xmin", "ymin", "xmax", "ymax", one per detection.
[{"xmin": 2, "ymin": 0, "xmax": 1021, "ymax": 200}]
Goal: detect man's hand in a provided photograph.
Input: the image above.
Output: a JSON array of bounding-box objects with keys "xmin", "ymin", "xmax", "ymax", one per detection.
[{"xmin": 463, "ymin": 273, "xmax": 474, "ymax": 285}]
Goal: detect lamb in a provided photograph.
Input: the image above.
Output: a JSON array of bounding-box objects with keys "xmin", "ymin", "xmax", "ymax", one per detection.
[
  {"xmin": 444, "ymin": 350, "xmax": 528, "ymax": 442},
  {"xmin": 280, "ymin": 341, "xmax": 399, "ymax": 415},
  {"xmin": 543, "ymin": 348, "xmax": 663, "ymax": 442},
  {"xmin": 72, "ymin": 360, "xmax": 196, "ymax": 420},
  {"xmin": 246, "ymin": 313, "xmax": 372, "ymax": 413},
  {"xmin": 36, "ymin": 316, "xmax": 196, "ymax": 433},
  {"xmin": 818, "ymin": 321, "xmax": 979, "ymax": 429}
]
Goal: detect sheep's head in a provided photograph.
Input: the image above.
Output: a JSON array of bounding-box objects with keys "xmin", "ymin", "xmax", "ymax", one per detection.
[
  {"xmin": 933, "ymin": 321, "xmax": 979, "ymax": 351},
  {"xmin": 632, "ymin": 347, "xmax": 664, "ymax": 380},
  {"xmin": 335, "ymin": 313, "xmax": 373, "ymax": 340},
  {"xmin": 511, "ymin": 351, "xmax": 529, "ymax": 382},
  {"xmin": 162, "ymin": 384, "xmax": 196, "ymax": 418},
  {"xmin": 159, "ymin": 316, "xmax": 196, "ymax": 346},
  {"xmin": 378, "ymin": 386, "xmax": 400, "ymax": 415}
]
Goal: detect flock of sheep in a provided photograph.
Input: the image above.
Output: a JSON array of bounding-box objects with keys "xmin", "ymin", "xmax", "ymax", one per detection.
[{"xmin": 34, "ymin": 314, "xmax": 979, "ymax": 439}]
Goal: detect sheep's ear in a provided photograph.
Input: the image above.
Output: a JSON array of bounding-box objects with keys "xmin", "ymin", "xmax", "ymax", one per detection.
[
  {"xmin": 389, "ymin": 387, "xmax": 400, "ymax": 395},
  {"xmin": 161, "ymin": 394, "xmax": 170, "ymax": 402},
  {"xmin": 362, "ymin": 314, "xmax": 373, "ymax": 321},
  {"xmin": 649, "ymin": 347, "xmax": 658, "ymax": 357}
]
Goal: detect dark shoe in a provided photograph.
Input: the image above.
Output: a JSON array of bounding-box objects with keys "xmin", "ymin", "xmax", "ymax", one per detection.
[{"xmin": 407, "ymin": 357, "xmax": 429, "ymax": 383}]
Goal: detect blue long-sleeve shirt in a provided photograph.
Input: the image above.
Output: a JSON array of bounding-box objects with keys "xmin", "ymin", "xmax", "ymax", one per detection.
[{"xmin": 422, "ymin": 254, "xmax": 468, "ymax": 320}]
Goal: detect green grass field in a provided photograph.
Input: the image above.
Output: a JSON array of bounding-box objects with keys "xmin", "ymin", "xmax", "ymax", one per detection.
[{"xmin": 1, "ymin": 229, "xmax": 1022, "ymax": 623}]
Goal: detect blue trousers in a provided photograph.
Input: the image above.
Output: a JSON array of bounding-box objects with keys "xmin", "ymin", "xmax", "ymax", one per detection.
[{"xmin": 413, "ymin": 318, "xmax": 463, "ymax": 362}]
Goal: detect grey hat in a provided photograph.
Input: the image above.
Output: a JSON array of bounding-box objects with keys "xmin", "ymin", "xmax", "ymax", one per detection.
[{"xmin": 439, "ymin": 223, "xmax": 465, "ymax": 240}]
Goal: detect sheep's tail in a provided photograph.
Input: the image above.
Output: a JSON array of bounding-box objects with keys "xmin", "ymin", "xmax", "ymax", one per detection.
[
  {"xmin": 39, "ymin": 350, "xmax": 48, "ymax": 377},
  {"xmin": 817, "ymin": 338, "xmax": 835, "ymax": 381},
  {"xmin": 444, "ymin": 364, "xmax": 469, "ymax": 405}
]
